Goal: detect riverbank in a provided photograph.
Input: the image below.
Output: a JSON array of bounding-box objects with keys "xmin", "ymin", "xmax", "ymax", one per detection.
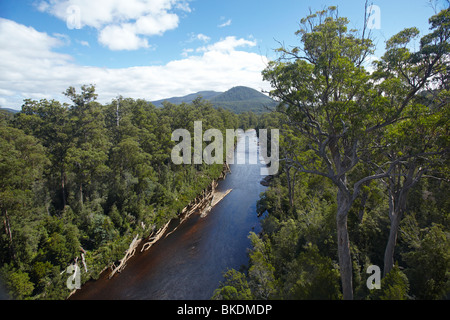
[{"xmin": 69, "ymin": 162, "xmax": 232, "ymax": 299}]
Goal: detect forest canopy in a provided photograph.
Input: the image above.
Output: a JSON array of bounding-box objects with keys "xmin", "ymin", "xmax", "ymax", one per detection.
[{"xmin": 0, "ymin": 88, "xmax": 259, "ymax": 299}]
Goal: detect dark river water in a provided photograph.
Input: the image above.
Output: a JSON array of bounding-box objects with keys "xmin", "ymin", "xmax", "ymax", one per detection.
[{"xmin": 71, "ymin": 129, "xmax": 267, "ymax": 300}]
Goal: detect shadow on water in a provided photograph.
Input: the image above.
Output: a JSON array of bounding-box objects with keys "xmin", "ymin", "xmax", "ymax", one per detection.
[{"xmin": 71, "ymin": 129, "xmax": 267, "ymax": 300}]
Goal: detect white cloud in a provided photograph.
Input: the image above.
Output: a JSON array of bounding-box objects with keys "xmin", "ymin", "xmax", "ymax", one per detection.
[
  {"xmin": 218, "ymin": 18, "xmax": 232, "ymax": 28},
  {"xmin": 0, "ymin": 18, "xmax": 73, "ymax": 82},
  {"xmin": 134, "ymin": 11, "xmax": 180, "ymax": 36},
  {"xmin": 181, "ymin": 48, "xmax": 194, "ymax": 57},
  {"xmin": 37, "ymin": 0, "xmax": 190, "ymax": 50},
  {"xmin": 78, "ymin": 40, "xmax": 90, "ymax": 47},
  {"xmin": 197, "ymin": 36, "xmax": 257, "ymax": 53},
  {"xmin": 99, "ymin": 24, "xmax": 149, "ymax": 50},
  {"xmin": 0, "ymin": 18, "xmax": 271, "ymax": 110},
  {"xmin": 196, "ymin": 33, "xmax": 211, "ymax": 43},
  {"xmin": 184, "ymin": 33, "xmax": 211, "ymax": 46}
]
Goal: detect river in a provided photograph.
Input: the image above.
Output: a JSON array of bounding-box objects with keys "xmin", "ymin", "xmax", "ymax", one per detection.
[{"xmin": 71, "ymin": 129, "xmax": 267, "ymax": 300}]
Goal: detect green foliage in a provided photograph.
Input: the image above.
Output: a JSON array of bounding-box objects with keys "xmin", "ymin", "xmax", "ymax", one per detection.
[
  {"xmin": 281, "ymin": 244, "xmax": 341, "ymax": 300},
  {"xmin": 369, "ymin": 264, "xmax": 409, "ymax": 300},
  {"xmin": 0, "ymin": 85, "xmax": 243, "ymax": 299},
  {"xmin": 242, "ymin": 174, "xmax": 342, "ymax": 300},
  {"xmin": 212, "ymin": 269, "xmax": 253, "ymax": 300},
  {"xmin": 0, "ymin": 267, "xmax": 34, "ymax": 300},
  {"xmin": 247, "ymin": 232, "xmax": 278, "ymax": 300},
  {"xmin": 402, "ymin": 223, "xmax": 450, "ymax": 299},
  {"xmin": 221, "ymin": 7, "xmax": 449, "ymax": 301}
]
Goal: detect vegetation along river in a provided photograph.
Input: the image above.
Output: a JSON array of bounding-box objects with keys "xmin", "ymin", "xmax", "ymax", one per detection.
[{"xmin": 71, "ymin": 129, "xmax": 267, "ymax": 300}]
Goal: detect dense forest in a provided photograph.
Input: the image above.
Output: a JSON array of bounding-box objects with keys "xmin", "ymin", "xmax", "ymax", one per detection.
[
  {"xmin": 0, "ymin": 87, "xmax": 260, "ymax": 299},
  {"xmin": 212, "ymin": 7, "xmax": 449, "ymax": 300}
]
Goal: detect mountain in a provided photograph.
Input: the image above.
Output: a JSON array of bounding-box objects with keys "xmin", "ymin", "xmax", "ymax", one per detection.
[
  {"xmin": 151, "ymin": 86, "xmax": 277, "ymax": 114},
  {"xmin": 0, "ymin": 107, "xmax": 19, "ymax": 114},
  {"xmin": 151, "ymin": 90, "xmax": 222, "ymax": 107},
  {"xmin": 210, "ymin": 86, "xmax": 277, "ymax": 114}
]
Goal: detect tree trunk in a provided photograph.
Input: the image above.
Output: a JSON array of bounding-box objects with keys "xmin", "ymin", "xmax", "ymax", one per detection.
[
  {"xmin": 286, "ymin": 166, "xmax": 294, "ymax": 208},
  {"xmin": 383, "ymin": 208, "xmax": 402, "ymax": 277},
  {"xmin": 3, "ymin": 208, "xmax": 16, "ymax": 262},
  {"xmin": 61, "ymin": 167, "xmax": 66, "ymax": 208},
  {"xmin": 383, "ymin": 186, "xmax": 410, "ymax": 276},
  {"xmin": 285, "ymin": 165, "xmax": 298, "ymax": 209},
  {"xmin": 292, "ymin": 172, "xmax": 296, "ymax": 208},
  {"xmin": 383, "ymin": 165, "xmax": 418, "ymax": 277},
  {"xmin": 358, "ymin": 188, "xmax": 368, "ymax": 222},
  {"xmin": 336, "ymin": 189, "xmax": 353, "ymax": 300},
  {"xmin": 79, "ymin": 183, "xmax": 83, "ymax": 207},
  {"xmin": 116, "ymin": 100, "xmax": 120, "ymax": 127}
]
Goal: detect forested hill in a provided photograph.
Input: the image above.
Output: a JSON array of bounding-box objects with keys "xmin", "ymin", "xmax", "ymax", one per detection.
[
  {"xmin": 0, "ymin": 107, "xmax": 19, "ymax": 114},
  {"xmin": 210, "ymin": 86, "xmax": 278, "ymax": 114},
  {"xmin": 151, "ymin": 90, "xmax": 222, "ymax": 107},
  {"xmin": 152, "ymin": 86, "xmax": 277, "ymax": 114}
]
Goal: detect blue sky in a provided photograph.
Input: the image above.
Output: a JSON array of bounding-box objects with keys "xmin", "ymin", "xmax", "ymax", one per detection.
[{"xmin": 0, "ymin": 0, "xmax": 447, "ymax": 109}]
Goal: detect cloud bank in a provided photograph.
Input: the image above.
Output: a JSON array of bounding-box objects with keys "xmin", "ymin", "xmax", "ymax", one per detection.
[{"xmin": 0, "ymin": 18, "xmax": 270, "ymax": 109}]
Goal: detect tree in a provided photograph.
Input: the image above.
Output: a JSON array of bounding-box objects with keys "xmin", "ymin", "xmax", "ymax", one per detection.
[
  {"xmin": 379, "ymin": 107, "xmax": 448, "ymax": 276},
  {"xmin": 370, "ymin": 8, "xmax": 450, "ymax": 276},
  {"xmin": 262, "ymin": 7, "xmax": 449, "ymax": 299},
  {"xmin": 14, "ymin": 99, "xmax": 72, "ymax": 210},
  {"xmin": 212, "ymin": 269, "xmax": 253, "ymax": 300},
  {"xmin": 0, "ymin": 267, "xmax": 34, "ymax": 299},
  {"xmin": 0, "ymin": 124, "xmax": 48, "ymax": 264},
  {"xmin": 64, "ymin": 84, "xmax": 98, "ymax": 111},
  {"xmin": 283, "ymin": 244, "xmax": 342, "ymax": 300},
  {"xmin": 402, "ymin": 223, "xmax": 449, "ymax": 299},
  {"xmin": 263, "ymin": 6, "xmax": 375, "ymax": 299},
  {"xmin": 279, "ymin": 126, "xmax": 302, "ymax": 208},
  {"xmin": 247, "ymin": 232, "xmax": 277, "ymax": 299},
  {"xmin": 64, "ymin": 85, "xmax": 110, "ymax": 208}
]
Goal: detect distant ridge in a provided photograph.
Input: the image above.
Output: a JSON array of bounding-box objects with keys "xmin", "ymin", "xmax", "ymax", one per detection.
[
  {"xmin": 210, "ymin": 86, "xmax": 277, "ymax": 114},
  {"xmin": 151, "ymin": 90, "xmax": 222, "ymax": 107},
  {"xmin": 0, "ymin": 107, "xmax": 19, "ymax": 114},
  {"xmin": 151, "ymin": 86, "xmax": 276, "ymax": 114}
]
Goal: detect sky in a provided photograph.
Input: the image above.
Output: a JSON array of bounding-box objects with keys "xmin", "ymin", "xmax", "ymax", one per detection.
[{"xmin": 0, "ymin": 0, "xmax": 447, "ymax": 110}]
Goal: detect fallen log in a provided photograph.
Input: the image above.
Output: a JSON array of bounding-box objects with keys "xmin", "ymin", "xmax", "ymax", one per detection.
[
  {"xmin": 141, "ymin": 220, "xmax": 171, "ymax": 252},
  {"xmin": 81, "ymin": 253, "xmax": 88, "ymax": 273},
  {"xmin": 109, "ymin": 234, "xmax": 141, "ymax": 279},
  {"xmin": 200, "ymin": 189, "xmax": 232, "ymax": 217},
  {"xmin": 212, "ymin": 189, "xmax": 232, "ymax": 207}
]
